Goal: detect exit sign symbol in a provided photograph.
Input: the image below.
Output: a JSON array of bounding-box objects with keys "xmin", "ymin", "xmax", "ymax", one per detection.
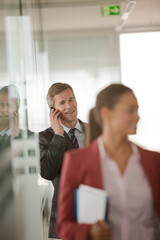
[{"xmin": 101, "ymin": 5, "xmax": 120, "ymax": 16}]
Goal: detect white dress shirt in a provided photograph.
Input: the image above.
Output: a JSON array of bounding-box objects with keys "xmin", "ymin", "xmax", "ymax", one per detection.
[
  {"xmin": 0, "ymin": 128, "xmax": 11, "ymax": 136},
  {"xmin": 98, "ymin": 137, "xmax": 157, "ymax": 240},
  {"xmin": 62, "ymin": 120, "xmax": 85, "ymax": 148}
]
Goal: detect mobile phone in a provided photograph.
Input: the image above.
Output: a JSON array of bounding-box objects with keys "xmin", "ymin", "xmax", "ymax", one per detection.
[
  {"xmin": 50, "ymin": 107, "xmax": 60, "ymax": 118},
  {"xmin": 50, "ymin": 107, "xmax": 55, "ymax": 113},
  {"xmin": 11, "ymin": 111, "xmax": 19, "ymax": 119}
]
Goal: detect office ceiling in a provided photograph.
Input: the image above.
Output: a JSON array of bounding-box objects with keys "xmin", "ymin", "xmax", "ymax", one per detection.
[
  {"xmin": 0, "ymin": 0, "xmax": 160, "ymax": 31},
  {"xmin": 41, "ymin": 0, "xmax": 160, "ymax": 31}
]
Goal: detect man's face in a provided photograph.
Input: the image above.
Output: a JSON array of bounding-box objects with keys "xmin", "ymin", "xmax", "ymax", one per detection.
[
  {"xmin": 53, "ymin": 88, "xmax": 78, "ymax": 126},
  {"xmin": 0, "ymin": 92, "xmax": 17, "ymax": 128}
]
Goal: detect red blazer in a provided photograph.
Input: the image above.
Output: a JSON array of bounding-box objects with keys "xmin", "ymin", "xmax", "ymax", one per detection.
[{"xmin": 56, "ymin": 139, "xmax": 160, "ymax": 240}]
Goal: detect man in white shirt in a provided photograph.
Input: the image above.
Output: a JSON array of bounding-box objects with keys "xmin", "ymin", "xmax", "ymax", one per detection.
[
  {"xmin": 39, "ymin": 82, "xmax": 87, "ymax": 239},
  {"xmin": 0, "ymin": 85, "xmax": 20, "ymax": 151},
  {"xmin": 0, "ymin": 85, "xmax": 33, "ymax": 152}
]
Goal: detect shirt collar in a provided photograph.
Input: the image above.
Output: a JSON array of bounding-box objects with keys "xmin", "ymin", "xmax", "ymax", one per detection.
[
  {"xmin": 61, "ymin": 119, "xmax": 83, "ymax": 133},
  {"xmin": 0, "ymin": 128, "xmax": 12, "ymax": 136}
]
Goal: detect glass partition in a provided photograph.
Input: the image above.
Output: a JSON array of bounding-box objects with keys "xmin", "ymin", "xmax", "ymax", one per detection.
[
  {"xmin": 0, "ymin": 1, "xmax": 122, "ymax": 240},
  {"xmin": 0, "ymin": 1, "xmax": 51, "ymax": 240}
]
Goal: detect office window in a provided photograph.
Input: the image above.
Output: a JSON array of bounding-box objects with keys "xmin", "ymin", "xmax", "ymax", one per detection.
[{"xmin": 120, "ymin": 32, "xmax": 160, "ymax": 151}]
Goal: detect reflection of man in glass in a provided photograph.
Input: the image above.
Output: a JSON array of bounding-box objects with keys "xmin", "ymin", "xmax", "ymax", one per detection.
[
  {"xmin": 0, "ymin": 85, "xmax": 33, "ymax": 152},
  {"xmin": 0, "ymin": 85, "xmax": 35, "ymax": 240}
]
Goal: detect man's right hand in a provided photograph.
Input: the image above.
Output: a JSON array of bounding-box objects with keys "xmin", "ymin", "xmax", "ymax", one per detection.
[
  {"xmin": 50, "ymin": 108, "xmax": 64, "ymax": 136},
  {"xmin": 11, "ymin": 111, "xmax": 20, "ymax": 138}
]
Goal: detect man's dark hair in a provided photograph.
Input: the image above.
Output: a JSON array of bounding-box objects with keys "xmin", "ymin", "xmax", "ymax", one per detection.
[{"xmin": 0, "ymin": 85, "xmax": 20, "ymax": 110}]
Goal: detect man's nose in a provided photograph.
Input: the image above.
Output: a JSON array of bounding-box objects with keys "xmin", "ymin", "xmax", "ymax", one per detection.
[
  {"xmin": 2, "ymin": 104, "xmax": 9, "ymax": 113},
  {"xmin": 65, "ymin": 102, "xmax": 72, "ymax": 108}
]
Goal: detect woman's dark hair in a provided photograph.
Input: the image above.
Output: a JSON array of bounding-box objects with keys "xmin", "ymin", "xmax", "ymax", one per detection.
[{"xmin": 85, "ymin": 83, "xmax": 133, "ymax": 145}]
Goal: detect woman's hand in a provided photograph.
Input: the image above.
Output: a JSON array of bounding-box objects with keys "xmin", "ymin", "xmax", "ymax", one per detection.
[{"xmin": 89, "ymin": 220, "xmax": 111, "ymax": 240}]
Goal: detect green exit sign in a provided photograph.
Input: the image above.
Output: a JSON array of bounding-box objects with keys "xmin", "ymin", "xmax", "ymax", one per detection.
[{"xmin": 101, "ymin": 5, "xmax": 120, "ymax": 16}]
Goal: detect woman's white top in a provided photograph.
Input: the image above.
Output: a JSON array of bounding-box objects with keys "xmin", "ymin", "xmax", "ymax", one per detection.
[{"xmin": 98, "ymin": 137, "xmax": 157, "ymax": 240}]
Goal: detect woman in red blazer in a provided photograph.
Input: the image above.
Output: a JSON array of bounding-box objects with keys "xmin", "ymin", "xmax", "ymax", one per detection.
[{"xmin": 56, "ymin": 84, "xmax": 160, "ymax": 240}]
